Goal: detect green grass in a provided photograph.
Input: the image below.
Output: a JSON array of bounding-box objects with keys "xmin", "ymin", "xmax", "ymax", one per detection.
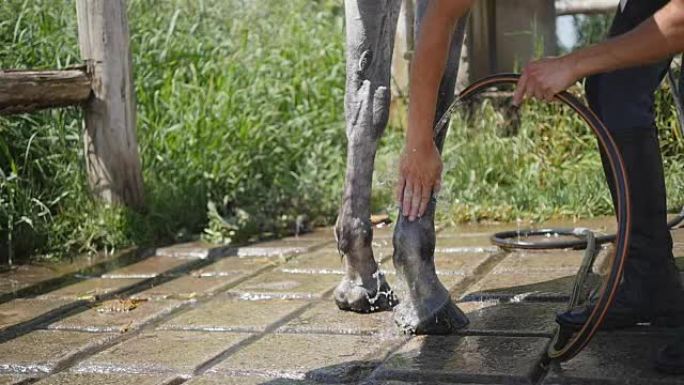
[
  {"xmin": 2, "ymin": 1, "xmax": 684, "ymax": 262},
  {"xmin": 1, "ymin": 0, "xmax": 347, "ymax": 261},
  {"xmin": 376, "ymin": 84, "xmax": 684, "ymax": 226}
]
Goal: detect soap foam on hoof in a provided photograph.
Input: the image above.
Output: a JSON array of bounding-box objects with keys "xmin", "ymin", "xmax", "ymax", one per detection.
[{"xmin": 334, "ymin": 273, "xmax": 397, "ymax": 313}]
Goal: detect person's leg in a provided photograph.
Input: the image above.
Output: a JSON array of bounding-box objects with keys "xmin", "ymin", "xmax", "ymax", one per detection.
[{"xmin": 558, "ymin": 0, "xmax": 684, "ymax": 329}]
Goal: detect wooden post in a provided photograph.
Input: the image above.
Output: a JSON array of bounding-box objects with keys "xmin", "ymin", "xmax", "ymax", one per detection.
[
  {"xmin": 468, "ymin": 0, "xmax": 556, "ymax": 82},
  {"xmin": 76, "ymin": 0, "xmax": 144, "ymax": 209},
  {"xmin": 390, "ymin": 0, "xmax": 415, "ymax": 98}
]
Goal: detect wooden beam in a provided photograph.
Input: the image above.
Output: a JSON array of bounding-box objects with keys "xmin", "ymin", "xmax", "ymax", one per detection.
[
  {"xmin": 76, "ymin": 0, "xmax": 145, "ymax": 209},
  {"xmin": 0, "ymin": 68, "xmax": 91, "ymax": 114},
  {"xmin": 555, "ymin": 0, "xmax": 618, "ymax": 15}
]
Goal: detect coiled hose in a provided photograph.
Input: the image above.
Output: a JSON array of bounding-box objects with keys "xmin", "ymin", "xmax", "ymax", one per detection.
[
  {"xmin": 442, "ymin": 69, "xmax": 684, "ymax": 361},
  {"xmin": 435, "ymin": 73, "xmax": 632, "ymax": 362}
]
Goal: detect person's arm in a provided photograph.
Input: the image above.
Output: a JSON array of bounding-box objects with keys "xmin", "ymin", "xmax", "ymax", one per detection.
[
  {"xmin": 398, "ymin": 0, "xmax": 473, "ymax": 221},
  {"xmin": 513, "ymin": 0, "xmax": 684, "ymax": 104}
]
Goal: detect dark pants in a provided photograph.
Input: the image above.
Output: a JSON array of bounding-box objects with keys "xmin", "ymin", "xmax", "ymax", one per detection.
[{"xmin": 586, "ymin": 0, "xmax": 682, "ymax": 308}]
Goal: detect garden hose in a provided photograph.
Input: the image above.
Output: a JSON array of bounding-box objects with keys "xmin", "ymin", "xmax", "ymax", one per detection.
[
  {"xmin": 434, "ymin": 73, "xmax": 632, "ymax": 362},
  {"xmin": 493, "ymin": 60, "xmax": 684, "ymax": 251}
]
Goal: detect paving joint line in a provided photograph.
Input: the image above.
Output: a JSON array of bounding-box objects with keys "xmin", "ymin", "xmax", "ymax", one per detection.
[
  {"xmin": 0, "ymin": 247, "xmax": 154, "ymax": 305},
  {"xmin": 20, "ymin": 239, "xmax": 333, "ymax": 382},
  {"xmin": 191, "ymin": 300, "xmax": 319, "ymax": 376},
  {"xmin": 451, "ymin": 250, "xmax": 509, "ymax": 301},
  {"xmin": 0, "ymin": 237, "xmax": 332, "ymax": 343},
  {"xmin": 531, "ymin": 338, "xmax": 554, "ymax": 385},
  {"xmin": 0, "ymin": 254, "xmax": 223, "ymax": 343}
]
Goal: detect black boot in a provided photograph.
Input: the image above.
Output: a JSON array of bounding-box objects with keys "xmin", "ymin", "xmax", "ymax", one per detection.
[
  {"xmin": 655, "ymin": 330, "xmax": 684, "ymax": 374},
  {"xmin": 557, "ymin": 48, "xmax": 684, "ymax": 329},
  {"xmin": 557, "ymin": 129, "xmax": 684, "ymax": 330}
]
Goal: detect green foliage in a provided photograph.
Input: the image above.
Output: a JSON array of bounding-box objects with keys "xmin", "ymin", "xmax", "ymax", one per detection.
[
  {"xmin": 574, "ymin": 14, "xmax": 614, "ymax": 48},
  {"xmin": 379, "ymin": 86, "xmax": 684, "ymax": 226},
  {"xmin": 1, "ymin": 0, "xmax": 346, "ymax": 261},
  {"xmin": 2, "ymin": 1, "xmax": 684, "ymax": 262}
]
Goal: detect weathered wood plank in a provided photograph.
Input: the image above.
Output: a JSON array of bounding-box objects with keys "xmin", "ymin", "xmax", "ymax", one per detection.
[
  {"xmin": 76, "ymin": 0, "xmax": 144, "ymax": 209},
  {"xmin": 0, "ymin": 69, "xmax": 91, "ymax": 114}
]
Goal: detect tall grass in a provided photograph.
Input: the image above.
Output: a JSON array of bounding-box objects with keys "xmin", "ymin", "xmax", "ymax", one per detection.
[
  {"xmin": 376, "ymin": 84, "xmax": 684, "ymax": 225},
  {"xmin": 1, "ymin": 0, "xmax": 347, "ymax": 261},
  {"xmin": 2, "ymin": 1, "xmax": 683, "ymax": 262}
]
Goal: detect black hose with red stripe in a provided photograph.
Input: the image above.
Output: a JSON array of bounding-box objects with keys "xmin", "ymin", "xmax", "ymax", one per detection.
[{"xmin": 436, "ymin": 73, "xmax": 632, "ymax": 362}]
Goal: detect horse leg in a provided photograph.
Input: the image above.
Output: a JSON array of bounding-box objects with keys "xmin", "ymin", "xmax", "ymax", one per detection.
[
  {"xmin": 334, "ymin": 0, "xmax": 402, "ymax": 313},
  {"xmin": 392, "ymin": 2, "xmax": 469, "ymax": 334}
]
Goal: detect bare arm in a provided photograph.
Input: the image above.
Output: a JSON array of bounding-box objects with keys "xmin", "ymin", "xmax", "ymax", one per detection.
[
  {"xmin": 398, "ymin": 0, "xmax": 473, "ymax": 221},
  {"xmin": 514, "ymin": 0, "xmax": 684, "ymax": 104}
]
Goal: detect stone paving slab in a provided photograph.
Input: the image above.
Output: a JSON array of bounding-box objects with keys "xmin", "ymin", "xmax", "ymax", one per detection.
[
  {"xmin": 0, "ymin": 265, "xmax": 62, "ymax": 296},
  {"xmin": 101, "ymin": 256, "xmax": 190, "ymax": 278},
  {"xmin": 462, "ymin": 270, "xmax": 578, "ymax": 302},
  {"xmin": 156, "ymin": 241, "xmax": 235, "ymax": 260},
  {"xmin": 281, "ymin": 228, "xmax": 336, "ymax": 241},
  {"xmin": 0, "ymin": 374, "xmax": 30, "ymax": 385},
  {"xmin": 3, "ymin": 218, "xmax": 666, "ymax": 385},
  {"xmin": 386, "ymin": 272, "xmax": 466, "ymax": 293},
  {"xmin": 73, "ymin": 331, "xmax": 250, "ymax": 375},
  {"xmin": 236, "ymin": 239, "xmax": 328, "ymax": 258},
  {"xmin": 457, "ymin": 301, "xmax": 564, "ymax": 336},
  {"xmin": 372, "ymin": 335, "xmax": 548, "ymax": 384},
  {"xmin": 33, "ymin": 372, "xmax": 171, "ymax": 385},
  {"xmin": 132, "ymin": 276, "xmax": 240, "ymax": 300},
  {"xmin": 491, "ymin": 251, "xmax": 584, "ymax": 275},
  {"xmin": 362, "ymin": 381, "xmax": 475, "ymax": 385},
  {"xmin": 227, "ymin": 271, "xmax": 339, "ymax": 300},
  {"xmin": 0, "ymin": 298, "xmax": 72, "ymax": 329},
  {"xmin": 191, "ymin": 257, "xmax": 278, "ymax": 277},
  {"xmin": 434, "ymin": 235, "xmax": 497, "ymax": 250},
  {"xmin": 185, "ymin": 374, "xmax": 322, "ymax": 385},
  {"xmin": 0, "ymin": 330, "xmax": 116, "ymax": 374},
  {"xmin": 159, "ymin": 297, "xmax": 308, "ymax": 333},
  {"xmin": 277, "ymin": 250, "xmax": 348, "ymax": 275},
  {"xmin": 543, "ymin": 333, "xmax": 684, "ymax": 385},
  {"xmin": 275, "ymin": 249, "xmax": 478, "ymax": 277},
  {"xmin": 37, "ymin": 278, "xmax": 144, "ymax": 300},
  {"xmin": 316, "ymin": 245, "xmax": 393, "ymax": 262},
  {"xmin": 210, "ymin": 333, "xmax": 404, "ymax": 383},
  {"xmin": 277, "ymin": 301, "xmax": 395, "ymax": 336},
  {"xmin": 380, "ymin": 252, "xmax": 494, "ymax": 277},
  {"xmin": 277, "ymin": 250, "xmax": 391, "ymax": 276},
  {"xmin": 277, "ymin": 249, "xmax": 394, "ymax": 275},
  {"xmin": 48, "ymin": 299, "xmax": 183, "ymax": 333}
]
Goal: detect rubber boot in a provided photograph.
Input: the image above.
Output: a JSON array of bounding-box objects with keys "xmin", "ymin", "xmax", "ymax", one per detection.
[
  {"xmin": 556, "ymin": 8, "xmax": 684, "ymax": 325},
  {"xmin": 557, "ymin": 128, "xmax": 684, "ymax": 329},
  {"xmin": 655, "ymin": 329, "xmax": 684, "ymax": 374}
]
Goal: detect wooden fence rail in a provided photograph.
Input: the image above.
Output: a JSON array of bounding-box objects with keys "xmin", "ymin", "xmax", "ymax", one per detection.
[{"xmin": 0, "ymin": 68, "xmax": 91, "ymax": 114}]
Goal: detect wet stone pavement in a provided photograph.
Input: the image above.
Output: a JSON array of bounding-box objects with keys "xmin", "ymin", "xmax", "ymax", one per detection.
[{"xmin": 1, "ymin": 218, "xmax": 683, "ymax": 384}]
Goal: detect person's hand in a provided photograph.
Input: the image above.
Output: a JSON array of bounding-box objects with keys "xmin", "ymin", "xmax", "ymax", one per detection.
[
  {"xmin": 396, "ymin": 141, "xmax": 442, "ymax": 221},
  {"xmin": 513, "ymin": 56, "xmax": 580, "ymax": 105}
]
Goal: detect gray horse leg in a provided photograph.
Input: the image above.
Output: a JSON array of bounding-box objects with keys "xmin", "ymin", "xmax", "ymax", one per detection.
[
  {"xmin": 334, "ymin": 0, "xmax": 402, "ymax": 313},
  {"xmin": 392, "ymin": 4, "xmax": 469, "ymax": 334}
]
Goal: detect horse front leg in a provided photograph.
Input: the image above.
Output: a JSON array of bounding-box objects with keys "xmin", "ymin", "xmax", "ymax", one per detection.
[
  {"xmin": 392, "ymin": 2, "xmax": 469, "ymax": 334},
  {"xmin": 334, "ymin": 0, "xmax": 402, "ymax": 313}
]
